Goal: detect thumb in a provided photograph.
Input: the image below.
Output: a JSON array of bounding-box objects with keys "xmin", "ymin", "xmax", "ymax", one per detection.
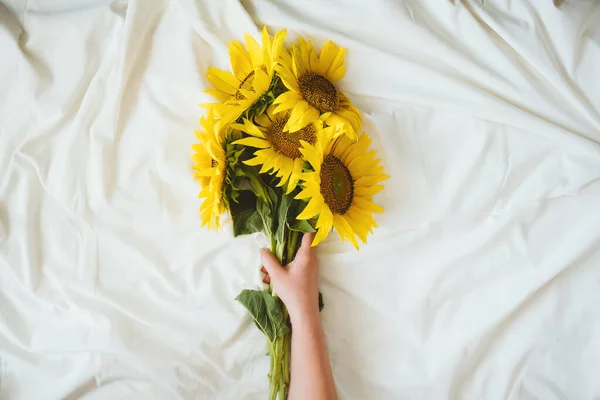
[{"xmin": 260, "ymin": 248, "xmax": 286, "ymax": 282}]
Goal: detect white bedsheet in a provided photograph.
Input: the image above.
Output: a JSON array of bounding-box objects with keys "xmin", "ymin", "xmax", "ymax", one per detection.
[{"xmin": 1, "ymin": 0, "xmax": 600, "ymax": 399}]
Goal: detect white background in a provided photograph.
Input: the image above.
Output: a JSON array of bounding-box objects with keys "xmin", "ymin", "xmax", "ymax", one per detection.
[{"xmin": 1, "ymin": 0, "xmax": 600, "ymax": 399}]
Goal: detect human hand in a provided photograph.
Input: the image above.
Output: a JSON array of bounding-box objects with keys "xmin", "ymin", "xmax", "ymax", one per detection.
[{"xmin": 260, "ymin": 233, "xmax": 319, "ymax": 324}]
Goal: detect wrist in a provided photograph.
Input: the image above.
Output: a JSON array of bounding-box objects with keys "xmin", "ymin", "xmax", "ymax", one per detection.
[{"xmin": 289, "ymin": 305, "xmax": 320, "ymax": 327}]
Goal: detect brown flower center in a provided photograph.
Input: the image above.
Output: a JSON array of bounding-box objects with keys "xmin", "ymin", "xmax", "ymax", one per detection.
[
  {"xmin": 267, "ymin": 116, "xmax": 317, "ymax": 159},
  {"xmin": 298, "ymin": 72, "xmax": 339, "ymax": 113},
  {"xmin": 320, "ymin": 154, "xmax": 353, "ymax": 214}
]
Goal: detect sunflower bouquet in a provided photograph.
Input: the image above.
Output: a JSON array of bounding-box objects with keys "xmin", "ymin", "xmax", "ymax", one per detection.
[{"xmin": 192, "ymin": 27, "xmax": 388, "ymax": 399}]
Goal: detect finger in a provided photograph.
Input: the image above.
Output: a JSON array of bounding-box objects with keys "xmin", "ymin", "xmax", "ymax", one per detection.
[
  {"xmin": 262, "ymin": 274, "xmax": 271, "ymax": 284},
  {"xmin": 260, "ymin": 248, "xmax": 286, "ymax": 282},
  {"xmin": 260, "ymin": 266, "xmax": 267, "ymax": 274},
  {"xmin": 296, "ymin": 232, "xmax": 316, "ymax": 260}
]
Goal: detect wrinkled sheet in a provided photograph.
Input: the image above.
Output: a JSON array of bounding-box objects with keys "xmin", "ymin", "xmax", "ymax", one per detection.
[{"xmin": 1, "ymin": 0, "xmax": 600, "ymax": 399}]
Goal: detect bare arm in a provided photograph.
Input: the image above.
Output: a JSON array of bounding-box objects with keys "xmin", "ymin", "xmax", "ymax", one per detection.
[{"xmin": 260, "ymin": 233, "xmax": 337, "ymax": 400}]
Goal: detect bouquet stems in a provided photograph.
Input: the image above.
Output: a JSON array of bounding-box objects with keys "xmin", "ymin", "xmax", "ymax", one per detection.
[{"xmin": 267, "ymin": 228, "xmax": 301, "ymax": 400}]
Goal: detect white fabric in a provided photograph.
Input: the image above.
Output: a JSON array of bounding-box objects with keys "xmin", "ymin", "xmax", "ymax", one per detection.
[{"xmin": 1, "ymin": 0, "xmax": 600, "ymax": 399}]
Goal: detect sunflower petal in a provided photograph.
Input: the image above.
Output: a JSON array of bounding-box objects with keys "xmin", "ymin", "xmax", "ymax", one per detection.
[
  {"xmin": 319, "ymin": 41, "xmax": 339, "ymax": 75},
  {"xmin": 271, "ymin": 29, "xmax": 287, "ymax": 65},
  {"xmin": 326, "ymin": 47, "xmax": 346, "ymax": 79},
  {"xmin": 261, "ymin": 26, "xmax": 272, "ymax": 66},
  {"xmin": 296, "ymin": 105, "xmax": 321, "ymax": 129},
  {"xmin": 297, "ymin": 196, "xmax": 324, "ymax": 220},
  {"xmin": 233, "ymin": 137, "xmax": 270, "ymax": 149},
  {"xmin": 299, "ymin": 142, "xmax": 322, "ymax": 172},
  {"xmin": 274, "ymin": 91, "xmax": 303, "ymax": 113},
  {"xmin": 312, "ymin": 207, "xmax": 333, "ymax": 246},
  {"xmin": 253, "ymin": 67, "xmax": 271, "ymax": 92},
  {"xmin": 354, "ymin": 185, "xmax": 384, "ymax": 196},
  {"xmin": 353, "ymin": 196, "xmax": 384, "ymax": 213},
  {"xmin": 244, "ymin": 32, "xmax": 263, "ymax": 66},
  {"xmin": 229, "ymin": 41, "xmax": 253, "ymax": 79},
  {"xmin": 206, "ymin": 68, "xmax": 238, "ymax": 94},
  {"xmin": 333, "ymin": 214, "xmax": 359, "ymax": 249}
]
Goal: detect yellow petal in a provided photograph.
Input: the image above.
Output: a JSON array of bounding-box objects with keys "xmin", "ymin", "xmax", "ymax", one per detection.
[
  {"xmin": 297, "ymin": 197, "xmax": 324, "ymax": 220},
  {"xmin": 286, "ymin": 101, "xmax": 313, "ymax": 131},
  {"xmin": 296, "ymin": 105, "xmax": 321, "ymax": 129},
  {"xmin": 244, "ymin": 32, "xmax": 263, "ymax": 66},
  {"xmin": 333, "ymin": 214, "xmax": 358, "ymax": 249},
  {"xmin": 326, "ymin": 47, "xmax": 346, "ymax": 80},
  {"xmin": 271, "ymin": 29, "xmax": 287, "ymax": 63},
  {"xmin": 253, "ymin": 67, "xmax": 271, "ymax": 92},
  {"xmin": 354, "ymin": 185, "xmax": 384, "ymax": 196},
  {"xmin": 244, "ymin": 156, "xmax": 264, "ymax": 166},
  {"xmin": 354, "ymin": 174, "xmax": 389, "ymax": 188},
  {"xmin": 309, "ymin": 50, "xmax": 319, "ymax": 71},
  {"xmin": 343, "ymin": 209, "xmax": 369, "ymax": 243},
  {"xmin": 299, "ymin": 142, "xmax": 322, "ymax": 172},
  {"xmin": 261, "ymin": 26, "xmax": 272, "ymax": 66},
  {"xmin": 276, "ymin": 69, "xmax": 300, "ymax": 92},
  {"xmin": 353, "ymin": 196, "xmax": 384, "ymax": 213},
  {"xmin": 233, "ymin": 137, "xmax": 270, "ymax": 149},
  {"xmin": 295, "ymin": 183, "xmax": 318, "ymax": 200},
  {"xmin": 204, "ymin": 89, "xmax": 231, "ymax": 101},
  {"xmin": 206, "ymin": 68, "xmax": 238, "ymax": 94},
  {"xmin": 286, "ymin": 164, "xmax": 302, "ymax": 194},
  {"xmin": 229, "ymin": 41, "xmax": 253, "ymax": 79},
  {"xmin": 291, "ymin": 48, "xmax": 300, "ymax": 78},
  {"xmin": 242, "ymin": 119, "xmax": 266, "ymax": 138},
  {"xmin": 319, "ymin": 41, "xmax": 339, "ymax": 75},
  {"xmin": 273, "ymin": 91, "xmax": 303, "ymax": 113},
  {"xmin": 312, "ymin": 207, "xmax": 333, "ymax": 246}
]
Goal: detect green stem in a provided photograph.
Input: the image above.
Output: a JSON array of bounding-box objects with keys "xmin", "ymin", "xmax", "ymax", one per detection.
[
  {"xmin": 269, "ymin": 336, "xmax": 284, "ymax": 400},
  {"xmin": 265, "ymin": 226, "xmax": 300, "ymax": 399},
  {"xmin": 284, "ymin": 230, "xmax": 300, "ymax": 265},
  {"xmin": 281, "ymin": 331, "xmax": 290, "ymax": 398}
]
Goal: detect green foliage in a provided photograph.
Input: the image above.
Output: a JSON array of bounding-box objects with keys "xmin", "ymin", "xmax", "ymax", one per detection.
[
  {"xmin": 230, "ymin": 192, "xmax": 262, "ymax": 237},
  {"xmin": 222, "ymin": 132, "xmax": 245, "ymax": 210},
  {"xmin": 240, "ymin": 74, "xmax": 286, "ymax": 121},
  {"xmin": 288, "ymin": 219, "xmax": 315, "ymax": 233},
  {"xmin": 275, "ymin": 192, "xmax": 293, "ymax": 250},
  {"xmin": 235, "ymin": 289, "xmax": 289, "ymax": 342}
]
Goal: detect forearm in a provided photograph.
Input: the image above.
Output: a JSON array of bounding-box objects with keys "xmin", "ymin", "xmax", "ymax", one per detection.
[{"xmin": 289, "ymin": 310, "xmax": 337, "ymax": 400}]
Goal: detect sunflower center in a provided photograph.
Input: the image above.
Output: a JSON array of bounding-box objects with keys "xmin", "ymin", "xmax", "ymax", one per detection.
[
  {"xmin": 267, "ymin": 116, "xmax": 317, "ymax": 159},
  {"xmin": 320, "ymin": 154, "xmax": 354, "ymax": 214},
  {"xmin": 298, "ymin": 72, "xmax": 339, "ymax": 113}
]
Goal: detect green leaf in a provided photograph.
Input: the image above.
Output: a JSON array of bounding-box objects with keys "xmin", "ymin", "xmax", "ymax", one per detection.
[
  {"xmin": 275, "ymin": 192, "xmax": 293, "ymax": 247},
  {"xmin": 229, "ymin": 191, "xmax": 263, "ymax": 237},
  {"xmin": 236, "ymin": 289, "xmax": 273, "ymax": 340},
  {"xmin": 262, "ymin": 291, "xmax": 289, "ymax": 338},
  {"xmin": 257, "ymin": 197, "xmax": 273, "ymax": 234},
  {"xmin": 254, "ymin": 101, "xmax": 268, "ymax": 117},
  {"xmin": 235, "ymin": 289, "xmax": 289, "ymax": 342},
  {"xmin": 288, "ymin": 219, "xmax": 315, "ymax": 233},
  {"xmin": 232, "ymin": 208, "xmax": 263, "ymax": 237}
]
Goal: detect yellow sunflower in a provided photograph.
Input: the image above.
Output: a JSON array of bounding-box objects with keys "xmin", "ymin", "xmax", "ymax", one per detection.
[
  {"xmin": 191, "ymin": 112, "xmax": 227, "ymax": 230},
  {"xmin": 273, "ymin": 37, "xmax": 361, "ymax": 140},
  {"xmin": 202, "ymin": 26, "xmax": 286, "ymax": 130},
  {"xmin": 295, "ymin": 130, "xmax": 388, "ymax": 248},
  {"xmin": 232, "ymin": 106, "xmax": 332, "ymax": 194}
]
